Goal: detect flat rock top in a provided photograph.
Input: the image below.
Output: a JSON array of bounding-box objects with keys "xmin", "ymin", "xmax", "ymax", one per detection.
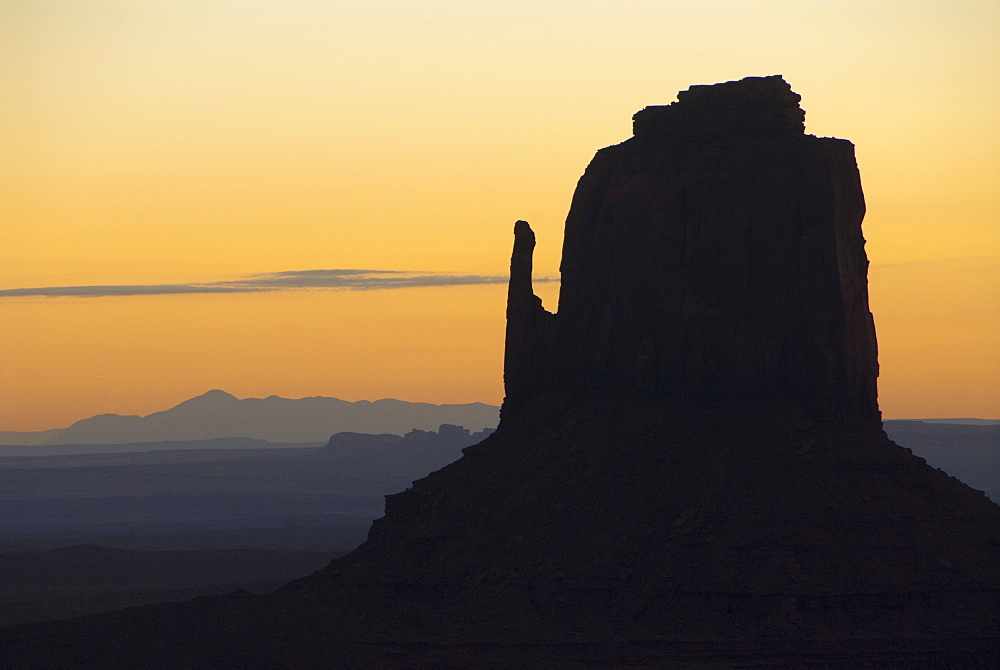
[{"xmin": 633, "ymin": 74, "xmax": 806, "ymax": 141}]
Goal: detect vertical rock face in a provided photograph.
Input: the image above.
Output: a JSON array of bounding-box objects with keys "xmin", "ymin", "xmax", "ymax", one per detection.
[{"xmin": 506, "ymin": 75, "xmax": 878, "ymax": 423}]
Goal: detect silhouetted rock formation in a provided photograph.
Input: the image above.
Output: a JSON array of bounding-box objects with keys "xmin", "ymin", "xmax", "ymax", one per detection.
[
  {"xmin": 2, "ymin": 75, "xmax": 998, "ymax": 668},
  {"xmin": 506, "ymin": 75, "xmax": 877, "ymax": 423},
  {"xmin": 305, "ymin": 74, "xmax": 999, "ymax": 665}
]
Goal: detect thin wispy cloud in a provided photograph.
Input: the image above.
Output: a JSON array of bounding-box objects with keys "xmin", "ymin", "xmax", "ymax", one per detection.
[{"xmin": 0, "ymin": 269, "xmax": 557, "ymax": 298}]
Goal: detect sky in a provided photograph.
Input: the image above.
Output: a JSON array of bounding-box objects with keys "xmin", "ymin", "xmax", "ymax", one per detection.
[{"xmin": 2, "ymin": 0, "xmax": 998, "ymax": 431}]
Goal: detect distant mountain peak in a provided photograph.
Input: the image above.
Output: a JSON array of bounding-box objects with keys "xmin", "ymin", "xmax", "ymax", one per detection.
[
  {"xmin": 193, "ymin": 389, "xmax": 238, "ymax": 401},
  {"xmin": 165, "ymin": 390, "xmax": 240, "ymax": 413}
]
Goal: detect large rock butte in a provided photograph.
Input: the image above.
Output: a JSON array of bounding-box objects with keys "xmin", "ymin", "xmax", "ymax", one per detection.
[
  {"xmin": 3, "ymin": 75, "xmax": 998, "ymax": 668},
  {"xmin": 506, "ymin": 75, "xmax": 876, "ymax": 422}
]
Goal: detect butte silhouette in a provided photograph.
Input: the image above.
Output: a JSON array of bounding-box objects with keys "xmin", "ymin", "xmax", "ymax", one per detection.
[{"xmin": 3, "ymin": 75, "xmax": 998, "ymax": 668}]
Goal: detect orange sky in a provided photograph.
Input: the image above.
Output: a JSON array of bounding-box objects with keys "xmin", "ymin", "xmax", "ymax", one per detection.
[{"xmin": 2, "ymin": 1, "xmax": 998, "ymax": 430}]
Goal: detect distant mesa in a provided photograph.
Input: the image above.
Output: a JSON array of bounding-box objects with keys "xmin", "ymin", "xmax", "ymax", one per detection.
[
  {"xmin": 3, "ymin": 75, "xmax": 998, "ymax": 668},
  {"xmin": 321, "ymin": 423, "xmax": 494, "ymax": 463}
]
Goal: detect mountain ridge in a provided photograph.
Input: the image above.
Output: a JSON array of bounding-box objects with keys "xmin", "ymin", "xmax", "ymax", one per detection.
[
  {"xmin": 5, "ymin": 389, "xmax": 993, "ymax": 447},
  {"xmin": 3, "ymin": 391, "xmax": 500, "ymax": 445}
]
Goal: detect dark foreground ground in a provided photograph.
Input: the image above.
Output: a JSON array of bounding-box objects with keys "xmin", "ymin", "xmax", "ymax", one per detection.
[
  {"xmin": 0, "ymin": 545, "xmax": 341, "ymax": 627},
  {"xmin": 0, "ymin": 428, "xmax": 484, "ymax": 627},
  {"xmin": 0, "ymin": 420, "xmax": 995, "ymax": 667},
  {"xmin": 1, "ymin": 412, "xmax": 997, "ymax": 668}
]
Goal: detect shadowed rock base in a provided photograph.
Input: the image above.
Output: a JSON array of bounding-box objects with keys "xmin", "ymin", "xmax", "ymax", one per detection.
[{"xmin": 293, "ymin": 399, "xmax": 1000, "ymax": 667}]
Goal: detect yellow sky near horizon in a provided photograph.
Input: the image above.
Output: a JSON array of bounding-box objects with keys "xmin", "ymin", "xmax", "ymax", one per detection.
[{"xmin": 2, "ymin": 0, "xmax": 998, "ymax": 430}]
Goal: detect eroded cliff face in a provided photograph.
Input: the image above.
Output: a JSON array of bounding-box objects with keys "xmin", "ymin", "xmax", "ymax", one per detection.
[{"xmin": 506, "ymin": 75, "xmax": 878, "ymax": 423}]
